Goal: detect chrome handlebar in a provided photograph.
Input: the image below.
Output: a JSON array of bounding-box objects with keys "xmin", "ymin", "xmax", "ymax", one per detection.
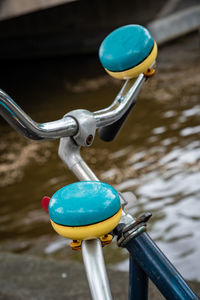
[
  {"xmin": 94, "ymin": 73, "xmax": 145, "ymax": 127},
  {"xmin": 0, "ymin": 74, "xmax": 145, "ymax": 140},
  {"xmin": 0, "ymin": 89, "xmax": 78, "ymax": 140}
]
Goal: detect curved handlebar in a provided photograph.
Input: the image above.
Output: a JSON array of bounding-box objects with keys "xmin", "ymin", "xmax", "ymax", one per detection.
[
  {"xmin": 94, "ymin": 73, "xmax": 145, "ymax": 127},
  {"xmin": 0, "ymin": 23, "xmax": 157, "ymax": 141},
  {"xmin": 0, "ymin": 74, "xmax": 145, "ymax": 140},
  {"xmin": 0, "ymin": 89, "xmax": 78, "ymax": 140}
]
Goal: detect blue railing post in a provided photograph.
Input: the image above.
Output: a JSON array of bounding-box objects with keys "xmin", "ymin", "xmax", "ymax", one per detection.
[
  {"xmin": 129, "ymin": 255, "xmax": 148, "ymax": 300},
  {"xmin": 125, "ymin": 232, "xmax": 199, "ymax": 300}
]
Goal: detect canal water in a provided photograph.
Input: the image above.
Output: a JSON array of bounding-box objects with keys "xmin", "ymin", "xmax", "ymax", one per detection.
[{"xmin": 0, "ymin": 33, "xmax": 200, "ymax": 281}]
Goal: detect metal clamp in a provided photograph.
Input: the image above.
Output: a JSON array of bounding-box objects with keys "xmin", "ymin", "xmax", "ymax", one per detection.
[
  {"xmin": 65, "ymin": 109, "xmax": 96, "ymax": 147},
  {"xmin": 116, "ymin": 212, "xmax": 152, "ymax": 247},
  {"xmin": 70, "ymin": 234, "xmax": 113, "ymax": 251}
]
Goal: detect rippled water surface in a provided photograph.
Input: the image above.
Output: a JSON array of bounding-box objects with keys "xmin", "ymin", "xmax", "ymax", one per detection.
[{"xmin": 0, "ymin": 34, "xmax": 200, "ymax": 280}]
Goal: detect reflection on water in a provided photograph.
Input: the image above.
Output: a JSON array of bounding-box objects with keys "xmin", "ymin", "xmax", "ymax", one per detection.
[{"xmin": 0, "ymin": 34, "xmax": 200, "ymax": 280}]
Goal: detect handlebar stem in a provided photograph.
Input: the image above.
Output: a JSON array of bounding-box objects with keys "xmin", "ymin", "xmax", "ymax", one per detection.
[
  {"xmin": 58, "ymin": 136, "xmax": 98, "ymax": 181},
  {"xmin": 58, "ymin": 136, "xmax": 112, "ymax": 299}
]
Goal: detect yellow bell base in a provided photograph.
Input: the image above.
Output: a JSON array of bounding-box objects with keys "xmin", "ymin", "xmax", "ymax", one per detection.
[
  {"xmin": 105, "ymin": 41, "xmax": 158, "ymax": 80},
  {"xmin": 50, "ymin": 208, "xmax": 122, "ymax": 240}
]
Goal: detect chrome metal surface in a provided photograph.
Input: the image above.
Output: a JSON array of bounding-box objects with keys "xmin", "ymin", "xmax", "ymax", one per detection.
[
  {"xmin": 93, "ymin": 74, "xmax": 145, "ymax": 128},
  {"xmin": 71, "ymin": 160, "xmax": 99, "ymax": 181},
  {"xmin": 117, "ymin": 212, "xmax": 135, "ymax": 226},
  {"xmin": 58, "ymin": 137, "xmax": 98, "ymax": 181},
  {"xmin": 0, "ymin": 75, "xmax": 144, "ymax": 140},
  {"xmin": 0, "ymin": 89, "xmax": 78, "ymax": 140},
  {"xmin": 66, "ymin": 109, "xmax": 96, "ymax": 147},
  {"xmin": 82, "ymin": 239, "xmax": 113, "ymax": 300}
]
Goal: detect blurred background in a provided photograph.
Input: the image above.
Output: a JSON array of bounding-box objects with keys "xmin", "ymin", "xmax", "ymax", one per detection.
[{"xmin": 0, "ymin": 0, "xmax": 200, "ymax": 295}]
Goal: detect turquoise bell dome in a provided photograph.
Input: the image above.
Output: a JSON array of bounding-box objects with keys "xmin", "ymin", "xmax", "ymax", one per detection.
[
  {"xmin": 49, "ymin": 181, "xmax": 121, "ymax": 227},
  {"xmin": 99, "ymin": 24, "xmax": 154, "ymax": 72}
]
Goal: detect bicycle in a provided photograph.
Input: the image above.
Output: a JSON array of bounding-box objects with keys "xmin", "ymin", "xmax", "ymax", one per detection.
[{"xmin": 0, "ymin": 24, "xmax": 199, "ymax": 300}]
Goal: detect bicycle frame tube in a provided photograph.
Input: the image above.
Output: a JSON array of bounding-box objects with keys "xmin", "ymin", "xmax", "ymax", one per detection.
[{"xmin": 125, "ymin": 232, "xmax": 199, "ymax": 300}]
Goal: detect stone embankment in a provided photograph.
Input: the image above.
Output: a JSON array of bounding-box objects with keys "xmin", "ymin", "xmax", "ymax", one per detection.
[{"xmin": 0, "ymin": 252, "xmax": 199, "ymax": 300}]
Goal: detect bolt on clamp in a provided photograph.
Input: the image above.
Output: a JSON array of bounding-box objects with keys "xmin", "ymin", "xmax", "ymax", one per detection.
[{"xmin": 143, "ymin": 67, "xmax": 155, "ymax": 77}]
